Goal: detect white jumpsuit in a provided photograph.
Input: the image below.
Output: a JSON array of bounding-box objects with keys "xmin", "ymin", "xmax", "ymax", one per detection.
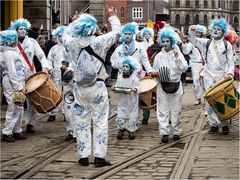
[
  {"xmin": 1, "ymin": 46, "xmax": 26, "ymax": 135},
  {"xmin": 115, "ymin": 74, "xmax": 140, "ymax": 132},
  {"xmin": 153, "ymin": 46, "xmax": 188, "ymax": 135},
  {"xmin": 47, "ymin": 43, "xmax": 69, "ymax": 115},
  {"xmin": 182, "ymin": 42, "xmax": 204, "ymax": 101},
  {"xmin": 111, "ymin": 41, "xmax": 153, "ymax": 76},
  {"xmin": 62, "ymin": 15, "xmax": 121, "ymax": 159},
  {"xmin": 188, "ymin": 35, "xmax": 234, "ymax": 126},
  {"xmin": 17, "ymin": 36, "xmax": 50, "ymax": 126}
]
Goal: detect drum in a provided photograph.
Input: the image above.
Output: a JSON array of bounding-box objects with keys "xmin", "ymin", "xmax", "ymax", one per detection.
[
  {"xmin": 204, "ymin": 78, "xmax": 240, "ymax": 121},
  {"xmin": 139, "ymin": 76, "xmax": 157, "ymax": 109},
  {"xmin": 25, "ymin": 72, "xmax": 62, "ymax": 113}
]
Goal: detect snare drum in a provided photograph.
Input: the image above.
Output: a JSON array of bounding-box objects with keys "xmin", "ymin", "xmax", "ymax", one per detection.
[
  {"xmin": 25, "ymin": 72, "xmax": 62, "ymax": 113},
  {"xmin": 204, "ymin": 78, "xmax": 240, "ymax": 121},
  {"xmin": 139, "ymin": 76, "xmax": 157, "ymax": 109}
]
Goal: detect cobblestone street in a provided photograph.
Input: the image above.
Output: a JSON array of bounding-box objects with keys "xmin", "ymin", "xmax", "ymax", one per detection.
[{"xmin": 1, "ymin": 83, "xmax": 239, "ymax": 179}]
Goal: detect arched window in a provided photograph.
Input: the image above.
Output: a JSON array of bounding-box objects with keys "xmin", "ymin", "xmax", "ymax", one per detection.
[
  {"xmin": 185, "ymin": 14, "xmax": 190, "ymax": 25},
  {"xmin": 218, "ymin": 15, "xmax": 221, "ymax": 19},
  {"xmin": 212, "ymin": 15, "xmax": 215, "ymax": 19},
  {"xmin": 204, "ymin": 15, "xmax": 208, "ymax": 25},
  {"xmin": 234, "ymin": 16, "xmax": 239, "ymax": 24},
  {"xmin": 195, "ymin": 14, "xmax": 199, "ymax": 24},
  {"xmin": 175, "ymin": 14, "xmax": 180, "ymax": 26}
]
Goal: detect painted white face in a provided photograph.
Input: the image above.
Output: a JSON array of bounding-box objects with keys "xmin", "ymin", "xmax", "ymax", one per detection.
[
  {"xmin": 124, "ymin": 31, "xmax": 134, "ymax": 43},
  {"xmin": 122, "ymin": 63, "xmax": 131, "ymax": 73},
  {"xmin": 17, "ymin": 26, "xmax": 27, "ymax": 38},
  {"xmin": 57, "ymin": 35, "xmax": 63, "ymax": 43},
  {"xmin": 144, "ymin": 33, "xmax": 151, "ymax": 40},
  {"xmin": 196, "ymin": 31, "xmax": 203, "ymax": 38},
  {"xmin": 162, "ymin": 37, "xmax": 172, "ymax": 50},
  {"xmin": 212, "ymin": 26, "xmax": 224, "ymax": 39}
]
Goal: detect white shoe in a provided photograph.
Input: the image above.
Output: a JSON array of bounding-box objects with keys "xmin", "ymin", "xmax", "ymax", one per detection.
[
  {"xmin": 194, "ymin": 99, "xmax": 201, "ymax": 105},
  {"xmin": 204, "ymin": 110, "xmax": 208, "ymax": 116}
]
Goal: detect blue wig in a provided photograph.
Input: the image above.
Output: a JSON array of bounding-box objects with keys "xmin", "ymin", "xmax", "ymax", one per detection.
[
  {"xmin": 0, "ymin": 30, "xmax": 18, "ymax": 46},
  {"xmin": 9, "ymin": 18, "xmax": 31, "ymax": 30},
  {"xmin": 121, "ymin": 57, "xmax": 138, "ymax": 71},
  {"xmin": 122, "ymin": 22, "xmax": 138, "ymax": 34},
  {"xmin": 157, "ymin": 26, "xmax": 180, "ymax": 45},
  {"xmin": 52, "ymin": 26, "xmax": 66, "ymax": 37},
  {"xmin": 209, "ymin": 18, "xmax": 228, "ymax": 34},
  {"xmin": 196, "ymin": 25, "xmax": 207, "ymax": 34},
  {"xmin": 70, "ymin": 13, "xmax": 98, "ymax": 37},
  {"xmin": 140, "ymin": 27, "xmax": 154, "ymax": 38}
]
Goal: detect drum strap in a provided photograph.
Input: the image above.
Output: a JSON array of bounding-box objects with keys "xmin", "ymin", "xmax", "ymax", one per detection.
[
  {"xmin": 17, "ymin": 42, "xmax": 34, "ymax": 72},
  {"xmin": 196, "ymin": 47, "xmax": 205, "ymax": 65}
]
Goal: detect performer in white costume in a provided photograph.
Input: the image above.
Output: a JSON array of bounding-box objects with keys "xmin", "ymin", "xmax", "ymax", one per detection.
[
  {"xmin": 47, "ymin": 26, "xmax": 76, "ymax": 141},
  {"xmin": 1, "ymin": 30, "xmax": 27, "ymax": 142},
  {"xmin": 111, "ymin": 22, "xmax": 153, "ymax": 78},
  {"xmin": 113, "ymin": 57, "xmax": 141, "ymax": 140},
  {"xmin": 140, "ymin": 27, "xmax": 154, "ymax": 50},
  {"xmin": 188, "ymin": 18, "xmax": 234, "ymax": 134},
  {"xmin": 47, "ymin": 26, "xmax": 67, "ymax": 121},
  {"xmin": 153, "ymin": 27, "xmax": 188, "ymax": 143},
  {"xmin": 62, "ymin": 8, "xmax": 121, "ymax": 167},
  {"xmin": 181, "ymin": 25, "xmax": 206, "ymax": 105},
  {"xmin": 10, "ymin": 18, "xmax": 50, "ymax": 133}
]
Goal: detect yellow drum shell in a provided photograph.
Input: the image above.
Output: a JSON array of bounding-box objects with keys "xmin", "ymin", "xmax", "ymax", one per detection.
[
  {"xmin": 139, "ymin": 76, "xmax": 157, "ymax": 110},
  {"xmin": 204, "ymin": 78, "xmax": 240, "ymax": 121}
]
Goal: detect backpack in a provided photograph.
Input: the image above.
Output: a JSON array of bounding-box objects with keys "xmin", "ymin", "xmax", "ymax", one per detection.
[
  {"xmin": 178, "ymin": 43, "xmax": 191, "ymax": 65},
  {"xmin": 205, "ymin": 39, "xmax": 228, "ymax": 63},
  {"xmin": 73, "ymin": 46, "xmax": 105, "ymax": 87}
]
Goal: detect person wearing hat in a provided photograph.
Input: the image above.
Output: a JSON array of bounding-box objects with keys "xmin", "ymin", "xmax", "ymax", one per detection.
[
  {"xmin": 188, "ymin": 18, "xmax": 234, "ymax": 134},
  {"xmin": 153, "ymin": 26, "xmax": 188, "ymax": 143},
  {"xmin": 9, "ymin": 18, "xmax": 50, "ymax": 133},
  {"xmin": 112, "ymin": 57, "xmax": 141, "ymax": 140},
  {"xmin": 0, "ymin": 30, "xmax": 27, "ymax": 142},
  {"xmin": 62, "ymin": 7, "xmax": 121, "ymax": 167},
  {"xmin": 180, "ymin": 25, "xmax": 207, "ymax": 105}
]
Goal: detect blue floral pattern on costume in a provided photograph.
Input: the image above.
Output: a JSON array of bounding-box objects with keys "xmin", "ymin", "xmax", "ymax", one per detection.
[
  {"xmin": 94, "ymin": 42, "xmax": 102, "ymax": 51},
  {"xmin": 96, "ymin": 132, "xmax": 106, "ymax": 145},
  {"xmin": 77, "ymin": 141, "xmax": 86, "ymax": 151},
  {"xmin": 93, "ymin": 94, "xmax": 104, "ymax": 104},
  {"xmin": 75, "ymin": 123, "xmax": 88, "ymax": 133},
  {"xmin": 73, "ymin": 103, "xmax": 84, "ymax": 116}
]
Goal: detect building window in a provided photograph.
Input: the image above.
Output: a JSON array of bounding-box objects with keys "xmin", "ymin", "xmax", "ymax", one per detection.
[
  {"xmin": 175, "ymin": 14, "xmax": 180, "ymax": 26},
  {"xmin": 195, "ymin": 0, "xmax": 200, "ymax": 8},
  {"xmin": 185, "ymin": 14, "xmax": 190, "ymax": 25},
  {"xmin": 121, "ymin": 7, "xmax": 124, "ymax": 21},
  {"xmin": 186, "ymin": 0, "xmax": 190, "ymax": 8},
  {"xmin": 204, "ymin": 15, "xmax": 208, "ymax": 25},
  {"xmin": 212, "ymin": 0, "xmax": 215, "ymax": 9},
  {"xmin": 176, "ymin": 0, "xmax": 180, "ymax": 7},
  {"xmin": 218, "ymin": 15, "xmax": 221, "ymax": 18},
  {"xmin": 212, "ymin": 15, "xmax": 215, "ymax": 19},
  {"xmin": 195, "ymin": 14, "xmax": 199, "ymax": 24},
  {"xmin": 233, "ymin": 1, "xmax": 239, "ymax": 11},
  {"xmin": 204, "ymin": 0, "xmax": 208, "ymax": 8},
  {"xmin": 233, "ymin": 16, "xmax": 239, "ymax": 24},
  {"xmin": 132, "ymin": 7, "xmax": 143, "ymax": 20}
]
